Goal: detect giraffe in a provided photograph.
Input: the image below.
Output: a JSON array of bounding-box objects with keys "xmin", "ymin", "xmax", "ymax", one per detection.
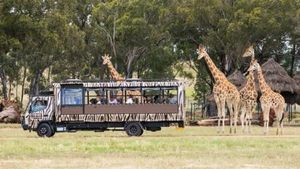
[
  {"xmin": 239, "ymin": 46, "xmax": 258, "ymax": 133},
  {"xmin": 248, "ymin": 59, "xmax": 285, "ymax": 135},
  {"xmin": 197, "ymin": 45, "xmax": 240, "ymax": 133},
  {"xmin": 102, "ymin": 54, "xmax": 141, "ymax": 103},
  {"xmin": 102, "ymin": 54, "xmax": 125, "ymax": 81}
]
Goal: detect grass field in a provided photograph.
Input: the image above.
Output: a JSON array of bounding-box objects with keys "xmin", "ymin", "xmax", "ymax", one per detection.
[{"xmin": 1, "ymin": 124, "xmax": 300, "ymax": 169}]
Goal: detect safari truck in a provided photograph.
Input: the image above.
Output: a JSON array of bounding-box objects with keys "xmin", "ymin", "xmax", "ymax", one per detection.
[{"xmin": 21, "ymin": 79, "xmax": 185, "ymax": 137}]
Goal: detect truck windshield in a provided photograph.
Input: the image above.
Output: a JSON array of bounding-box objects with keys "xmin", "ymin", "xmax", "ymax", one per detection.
[{"xmin": 30, "ymin": 100, "xmax": 47, "ymax": 113}]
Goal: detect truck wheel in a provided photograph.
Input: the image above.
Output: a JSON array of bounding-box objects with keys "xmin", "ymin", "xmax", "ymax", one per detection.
[
  {"xmin": 49, "ymin": 127, "xmax": 55, "ymax": 137},
  {"xmin": 37, "ymin": 123, "xmax": 53, "ymax": 137},
  {"xmin": 125, "ymin": 122, "xmax": 143, "ymax": 136}
]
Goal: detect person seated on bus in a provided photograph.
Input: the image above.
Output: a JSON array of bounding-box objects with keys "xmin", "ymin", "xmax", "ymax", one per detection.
[
  {"xmin": 154, "ymin": 95, "xmax": 160, "ymax": 103},
  {"xmin": 126, "ymin": 95, "xmax": 134, "ymax": 104},
  {"xmin": 96, "ymin": 96, "xmax": 102, "ymax": 104},
  {"xmin": 89, "ymin": 98, "xmax": 98, "ymax": 104},
  {"xmin": 168, "ymin": 94, "xmax": 177, "ymax": 104},
  {"xmin": 31, "ymin": 100, "xmax": 47, "ymax": 112},
  {"xmin": 109, "ymin": 96, "xmax": 118, "ymax": 104}
]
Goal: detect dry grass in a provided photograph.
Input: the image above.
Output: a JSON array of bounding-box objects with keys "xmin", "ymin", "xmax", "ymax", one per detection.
[{"xmin": 1, "ymin": 124, "xmax": 300, "ymax": 169}]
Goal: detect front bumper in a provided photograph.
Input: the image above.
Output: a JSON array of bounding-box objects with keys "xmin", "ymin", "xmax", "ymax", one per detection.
[{"xmin": 20, "ymin": 116, "xmax": 29, "ymax": 130}]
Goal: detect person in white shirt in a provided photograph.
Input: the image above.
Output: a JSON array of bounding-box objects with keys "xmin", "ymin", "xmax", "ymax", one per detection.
[
  {"xmin": 169, "ymin": 94, "xmax": 177, "ymax": 104},
  {"xmin": 126, "ymin": 95, "xmax": 134, "ymax": 104},
  {"xmin": 109, "ymin": 96, "xmax": 118, "ymax": 104}
]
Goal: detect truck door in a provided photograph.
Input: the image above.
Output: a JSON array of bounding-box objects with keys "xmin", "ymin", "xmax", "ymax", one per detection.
[{"xmin": 29, "ymin": 96, "xmax": 53, "ymax": 120}]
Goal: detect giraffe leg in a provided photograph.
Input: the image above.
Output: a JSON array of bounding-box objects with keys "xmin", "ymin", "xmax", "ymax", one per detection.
[
  {"xmin": 227, "ymin": 102, "xmax": 234, "ymax": 134},
  {"xmin": 219, "ymin": 98, "xmax": 226, "ymax": 134},
  {"xmin": 266, "ymin": 112, "xmax": 270, "ymax": 135},
  {"xmin": 280, "ymin": 113, "xmax": 284, "ymax": 135},
  {"xmin": 261, "ymin": 105, "xmax": 270, "ymax": 135},
  {"xmin": 276, "ymin": 106, "xmax": 285, "ymax": 135},
  {"xmin": 215, "ymin": 96, "xmax": 222, "ymax": 134},
  {"xmin": 229, "ymin": 115, "xmax": 233, "ymax": 134},
  {"xmin": 248, "ymin": 118, "xmax": 252, "ymax": 134},
  {"xmin": 217, "ymin": 116, "xmax": 221, "ymax": 134},
  {"xmin": 275, "ymin": 110, "xmax": 280, "ymax": 135},
  {"xmin": 233, "ymin": 104, "xmax": 239, "ymax": 134},
  {"xmin": 245, "ymin": 116, "xmax": 249, "ymax": 133},
  {"xmin": 249, "ymin": 103, "xmax": 255, "ymax": 134},
  {"xmin": 240, "ymin": 106, "xmax": 246, "ymax": 133},
  {"xmin": 229, "ymin": 109, "xmax": 233, "ymax": 134}
]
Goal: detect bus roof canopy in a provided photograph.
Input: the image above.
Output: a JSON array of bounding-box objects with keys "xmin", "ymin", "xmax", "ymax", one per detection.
[{"xmin": 53, "ymin": 80, "xmax": 184, "ymax": 88}]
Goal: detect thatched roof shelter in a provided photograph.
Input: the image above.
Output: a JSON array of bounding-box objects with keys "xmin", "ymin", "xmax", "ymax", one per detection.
[
  {"xmin": 227, "ymin": 70, "xmax": 246, "ymax": 89},
  {"xmin": 260, "ymin": 58, "xmax": 299, "ymax": 93},
  {"xmin": 293, "ymin": 72, "xmax": 300, "ymax": 85},
  {"xmin": 259, "ymin": 58, "xmax": 299, "ymax": 104},
  {"xmin": 293, "ymin": 72, "xmax": 300, "ymax": 104}
]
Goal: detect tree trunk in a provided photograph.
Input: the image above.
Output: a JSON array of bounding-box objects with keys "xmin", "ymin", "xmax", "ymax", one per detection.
[
  {"xmin": 15, "ymin": 81, "xmax": 18, "ymax": 100},
  {"xmin": 47, "ymin": 66, "xmax": 51, "ymax": 86},
  {"xmin": 126, "ymin": 47, "xmax": 146, "ymax": 79},
  {"xmin": 222, "ymin": 53, "xmax": 234, "ymax": 76},
  {"xmin": 0, "ymin": 68, "xmax": 8, "ymax": 100},
  {"xmin": 290, "ymin": 41, "xmax": 296, "ymax": 76},
  {"xmin": 21, "ymin": 67, "xmax": 27, "ymax": 108},
  {"xmin": 99, "ymin": 55, "xmax": 105, "ymax": 80},
  {"xmin": 8, "ymin": 80, "xmax": 12, "ymax": 100},
  {"xmin": 29, "ymin": 69, "xmax": 42, "ymax": 97}
]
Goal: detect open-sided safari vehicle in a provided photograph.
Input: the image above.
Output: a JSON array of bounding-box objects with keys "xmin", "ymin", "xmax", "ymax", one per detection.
[{"xmin": 21, "ymin": 79, "xmax": 185, "ymax": 137}]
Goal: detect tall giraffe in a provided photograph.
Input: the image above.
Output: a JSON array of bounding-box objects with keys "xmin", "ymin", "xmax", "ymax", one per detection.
[
  {"xmin": 197, "ymin": 45, "xmax": 240, "ymax": 133},
  {"xmin": 102, "ymin": 54, "xmax": 141, "ymax": 102},
  {"xmin": 248, "ymin": 59, "xmax": 285, "ymax": 135},
  {"xmin": 240, "ymin": 46, "xmax": 258, "ymax": 133},
  {"xmin": 102, "ymin": 54, "xmax": 125, "ymax": 81}
]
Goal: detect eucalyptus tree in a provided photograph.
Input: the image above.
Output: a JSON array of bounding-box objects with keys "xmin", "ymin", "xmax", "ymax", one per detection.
[
  {"xmin": 92, "ymin": 0, "xmax": 176, "ymax": 79},
  {"xmin": 0, "ymin": 1, "xmax": 22, "ymax": 99}
]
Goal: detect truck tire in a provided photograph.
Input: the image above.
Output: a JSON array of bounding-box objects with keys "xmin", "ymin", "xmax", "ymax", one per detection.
[
  {"xmin": 49, "ymin": 126, "xmax": 56, "ymax": 137},
  {"xmin": 37, "ymin": 123, "xmax": 53, "ymax": 137},
  {"xmin": 125, "ymin": 122, "xmax": 143, "ymax": 136}
]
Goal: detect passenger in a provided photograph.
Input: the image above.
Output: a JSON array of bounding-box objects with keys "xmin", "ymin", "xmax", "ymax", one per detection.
[
  {"xmin": 109, "ymin": 96, "xmax": 118, "ymax": 104},
  {"xmin": 31, "ymin": 100, "xmax": 47, "ymax": 112},
  {"xmin": 154, "ymin": 95, "xmax": 159, "ymax": 103},
  {"xmin": 89, "ymin": 98, "xmax": 98, "ymax": 104},
  {"xmin": 96, "ymin": 96, "xmax": 102, "ymax": 104},
  {"xmin": 126, "ymin": 95, "xmax": 134, "ymax": 104},
  {"xmin": 168, "ymin": 94, "xmax": 177, "ymax": 104}
]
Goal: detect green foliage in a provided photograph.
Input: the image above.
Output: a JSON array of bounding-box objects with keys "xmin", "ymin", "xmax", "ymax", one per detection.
[{"xmin": 0, "ymin": 0, "xmax": 300, "ymax": 101}]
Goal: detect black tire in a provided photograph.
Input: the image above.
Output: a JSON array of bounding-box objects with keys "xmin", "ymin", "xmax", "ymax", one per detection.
[
  {"xmin": 125, "ymin": 122, "xmax": 143, "ymax": 136},
  {"xmin": 49, "ymin": 127, "xmax": 55, "ymax": 137},
  {"xmin": 37, "ymin": 123, "xmax": 53, "ymax": 137},
  {"xmin": 138, "ymin": 128, "xmax": 144, "ymax": 136}
]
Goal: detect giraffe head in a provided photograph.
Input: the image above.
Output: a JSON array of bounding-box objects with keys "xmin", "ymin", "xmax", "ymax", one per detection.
[
  {"xmin": 242, "ymin": 45, "xmax": 254, "ymax": 58},
  {"xmin": 248, "ymin": 59, "xmax": 261, "ymax": 72},
  {"xmin": 196, "ymin": 44, "xmax": 207, "ymax": 60},
  {"xmin": 102, "ymin": 54, "xmax": 112, "ymax": 65}
]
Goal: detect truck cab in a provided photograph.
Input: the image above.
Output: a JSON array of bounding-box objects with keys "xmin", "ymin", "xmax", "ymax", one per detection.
[{"xmin": 21, "ymin": 94, "xmax": 55, "ymax": 137}]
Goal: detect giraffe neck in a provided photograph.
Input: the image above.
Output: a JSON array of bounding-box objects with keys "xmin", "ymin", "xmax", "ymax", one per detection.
[
  {"xmin": 107, "ymin": 62, "xmax": 125, "ymax": 81},
  {"xmin": 245, "ymin": 71, "xmax": 255, "ymax": 90},
  {"xmin": 257, "ymin": 69, "xmax": 272, "ymax": 94},
  {"xmin": 203, "ymin": 54, "xmax": 226, "ymax": 83}
]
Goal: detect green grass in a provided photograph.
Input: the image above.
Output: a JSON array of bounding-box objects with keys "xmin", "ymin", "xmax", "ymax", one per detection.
[{"xmin": 1, "ymin": 124, "xmax": 300, "ymax": 169}]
